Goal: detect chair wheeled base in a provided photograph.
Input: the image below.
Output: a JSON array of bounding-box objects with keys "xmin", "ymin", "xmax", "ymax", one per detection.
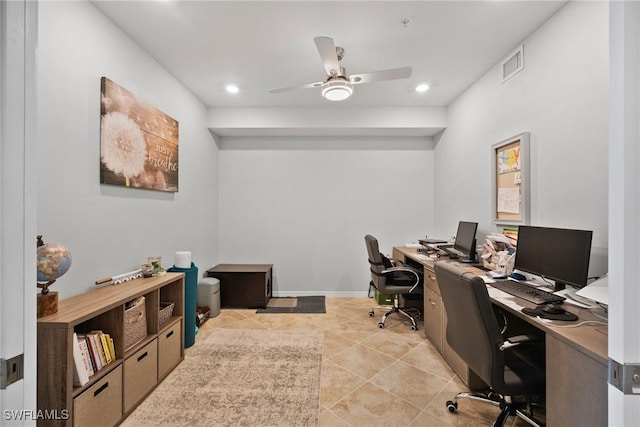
[
  {"xmin": 369, "ymin": 291, "xmax": 421, "ymax": 331},
  {"xmin": 446, "ymin": 390, "xmax": 544, "ymax": 427}
]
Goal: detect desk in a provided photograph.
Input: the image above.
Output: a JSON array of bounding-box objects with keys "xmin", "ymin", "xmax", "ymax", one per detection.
[{"xmin": 393, "ymin": 246, "xmax": 607, "ymax": 427}]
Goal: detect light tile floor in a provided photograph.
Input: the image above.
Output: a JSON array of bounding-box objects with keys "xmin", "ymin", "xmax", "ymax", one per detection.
[{"xmin": 197, "ymin": 298, "xmax": 538, "ymax": 427}]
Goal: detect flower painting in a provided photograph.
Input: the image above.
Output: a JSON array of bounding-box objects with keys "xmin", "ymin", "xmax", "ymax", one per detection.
[{"xmin": 100, "ymin": 77, "xmax": 179, "ymax": 192}]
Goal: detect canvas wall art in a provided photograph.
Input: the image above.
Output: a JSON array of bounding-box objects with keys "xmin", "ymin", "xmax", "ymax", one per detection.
[{"xmin": 100, "ymin": 77, "xmax": 179, "ymax": 192}]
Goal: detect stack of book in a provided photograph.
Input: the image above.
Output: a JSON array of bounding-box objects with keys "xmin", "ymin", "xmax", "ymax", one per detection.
[
  {"xmin": 72, "ymin": 330, "xmax": 117, "ymax": 387},
  {"xmin": 502, "ymin": 227, "xmax": 519, "ymax": 247}
]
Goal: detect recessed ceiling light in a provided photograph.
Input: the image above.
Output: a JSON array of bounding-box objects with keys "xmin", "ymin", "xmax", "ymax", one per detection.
[
  {"xmin": 225, "ymin": 84, "xmax": 239, "ymax": 94},
  {"xmin": 416, "ymin": 84, "xmax": 430, "ymax": 93}
]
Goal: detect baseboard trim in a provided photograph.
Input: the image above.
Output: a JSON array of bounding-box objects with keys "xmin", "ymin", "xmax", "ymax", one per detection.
[{"xmin": 271, "ymin": 291, "xmax": 369, "ymax": 298}]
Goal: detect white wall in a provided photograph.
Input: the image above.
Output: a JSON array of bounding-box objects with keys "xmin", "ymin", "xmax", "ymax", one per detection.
[
  {"xmin": 218, "ymin": 137, "xmax": 434, "ymax": 295},
  {"xmin": 35, "ymin": 0, "xmax": 609, "ymax": 299},
  {"xmin": 434, "ymin": 1, "xmax": 609, "ymax": 275},
  {"xmin": 37, "ymin": 1, "xmax": 220, "ymax": 298}
]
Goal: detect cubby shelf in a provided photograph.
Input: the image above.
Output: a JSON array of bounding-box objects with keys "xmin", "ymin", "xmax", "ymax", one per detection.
[{"xmin": 37, "ymin": 273, "xmax": 185, "ymax": 427}]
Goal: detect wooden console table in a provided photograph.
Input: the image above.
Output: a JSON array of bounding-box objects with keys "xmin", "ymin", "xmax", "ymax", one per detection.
[{"xmin": 206, "ymin": 264, "xmax": 272, "ymax": 308}]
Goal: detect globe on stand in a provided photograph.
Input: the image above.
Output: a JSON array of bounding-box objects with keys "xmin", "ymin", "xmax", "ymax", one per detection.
[{"xmin": 36, "ymin": 235, "xmax": 72, "ymax": 317}]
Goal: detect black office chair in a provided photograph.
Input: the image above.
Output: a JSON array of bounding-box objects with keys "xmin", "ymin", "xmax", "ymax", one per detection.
[
  {"xmin": 434, "ymin": 261, "xmax": 545, "ymax": 427},
  {"xmin": 365, "ymin": 234, "xmax": 422, "ymax": 330}
]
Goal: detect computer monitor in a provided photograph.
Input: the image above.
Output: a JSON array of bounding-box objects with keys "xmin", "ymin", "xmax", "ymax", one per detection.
[
  {"xmin": 452, "ymin": 221, "xmax": 478, "ymax": 263},
  {"xmin": 514, "ymin": 225, "xmax": 593, "ymax": 290}
]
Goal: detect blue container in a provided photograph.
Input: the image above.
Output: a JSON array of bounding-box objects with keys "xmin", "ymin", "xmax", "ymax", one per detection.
[{"xmin": 168, "ymin": 262, "xmax": 198, "ymax": 348}]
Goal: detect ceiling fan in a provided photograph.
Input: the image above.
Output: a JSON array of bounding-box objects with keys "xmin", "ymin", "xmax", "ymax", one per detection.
[{"xmin": 268, "ymin": 36, "xmax": 412, "ymax": 102}]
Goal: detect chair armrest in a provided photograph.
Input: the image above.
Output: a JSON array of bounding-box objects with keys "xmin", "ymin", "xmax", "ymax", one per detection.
[
  {"xmin": 382, "ymin": 267, "xmax": 421, "ymax": 292},
  {"xmin": 498, "ymin": 334, "xmax": 543, "ymax": 351}
]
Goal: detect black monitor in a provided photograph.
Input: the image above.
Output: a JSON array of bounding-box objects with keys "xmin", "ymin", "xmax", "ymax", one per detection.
[
  {"xmin": 514, "ymin": 225, "xmax": 593, "ymax": 290},
  {"xmin": 453, "ymin": 221, "xmax": 478, "ymax": 263}
]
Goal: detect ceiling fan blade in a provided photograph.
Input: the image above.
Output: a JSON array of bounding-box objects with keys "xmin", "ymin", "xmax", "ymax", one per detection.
[
  {"xmin": 349, "ymin": 66, "xmax": 412, "ymax": 85},
  {"xmin": 314, "ymin": 36, "xmax": 342, "ymax": 76},
  {"xmin": 268, "ymin": 81, "xmax": 326, "ymax": 94}
]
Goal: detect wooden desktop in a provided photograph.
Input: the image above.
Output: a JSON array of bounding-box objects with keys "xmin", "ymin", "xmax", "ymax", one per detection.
[{"xmin": 393, "ymin": 246, "xmax": 607, "ymax": 427}]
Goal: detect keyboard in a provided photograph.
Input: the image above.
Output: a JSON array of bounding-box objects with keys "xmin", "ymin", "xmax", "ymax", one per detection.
[{"xmin": 489, "ymin": 279, "xmax": 566, "ymax": 305}]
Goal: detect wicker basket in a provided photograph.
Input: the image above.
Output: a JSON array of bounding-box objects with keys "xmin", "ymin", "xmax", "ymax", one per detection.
[
  {"xmin": 159, "ymin": 302, "xmax": 175, "ymax": 326},
  {"xmin": 124, "ymin": 296, "xmax": 147, "ymax": 350}
]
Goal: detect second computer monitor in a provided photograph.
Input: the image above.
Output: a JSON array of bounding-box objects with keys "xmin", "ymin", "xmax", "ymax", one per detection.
[
  {"xmin": 514, "ymin": 225, "xmax": 592, "ymax": 290},
  {"xmin": 453, "ymin": 221, "xmax": 478, "ymax": 262}
]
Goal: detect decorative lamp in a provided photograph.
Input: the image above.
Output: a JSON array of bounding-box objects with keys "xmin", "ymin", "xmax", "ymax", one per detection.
[
  {"xmin": 321, "ymin": 80, "xmax": 353, "ymax": 101},
  {"xmin": 36, "ymin": 235, "xmax": 72, "ymax": 317}
]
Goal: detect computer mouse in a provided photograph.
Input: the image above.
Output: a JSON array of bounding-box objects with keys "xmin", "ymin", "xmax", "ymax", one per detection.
[{"xmin": 542, "ymin": 303, "xmax": 565, "ymax": 315}]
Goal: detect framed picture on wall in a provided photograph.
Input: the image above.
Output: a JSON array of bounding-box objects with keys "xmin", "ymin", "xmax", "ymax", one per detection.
[
  {"xmin": 491, "ymin": 132, "xmax": 530, "ymax": 226},
  {"xmin": 100, "ymin": 77, "xmax": 179, "ymax": 192}
]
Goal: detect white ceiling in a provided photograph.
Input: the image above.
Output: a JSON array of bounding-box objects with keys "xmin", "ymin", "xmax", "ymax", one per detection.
[{"xmin": 92, "ymin": 1, "xmax": 567, "ymax": 110}]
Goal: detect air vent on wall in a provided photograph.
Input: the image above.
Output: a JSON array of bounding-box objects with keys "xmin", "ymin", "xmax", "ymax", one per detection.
[{"xmin": 501, "ymin": 44, "xmax": 524, "ymax": 83}]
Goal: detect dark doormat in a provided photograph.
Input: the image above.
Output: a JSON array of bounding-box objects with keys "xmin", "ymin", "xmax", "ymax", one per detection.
[{"xmin": 256, "ymin": 296, "xmax": 326, "ymax": 314}]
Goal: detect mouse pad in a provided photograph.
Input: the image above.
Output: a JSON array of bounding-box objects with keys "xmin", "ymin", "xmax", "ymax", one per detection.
[{"xmin": 522, "ymin": 306, "xmax": 578, "ymax": 321}]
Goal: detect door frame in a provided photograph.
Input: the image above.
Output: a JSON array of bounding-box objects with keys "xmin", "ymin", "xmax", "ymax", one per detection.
[{"xmin": 0, "ymin": 0, "xmax": 38, "ymax": 424}]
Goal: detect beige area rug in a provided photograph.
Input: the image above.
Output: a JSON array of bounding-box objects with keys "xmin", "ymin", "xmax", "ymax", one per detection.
[{"xmin": 122, "ymin": 329, "xmax": 323, "ymax": 426}]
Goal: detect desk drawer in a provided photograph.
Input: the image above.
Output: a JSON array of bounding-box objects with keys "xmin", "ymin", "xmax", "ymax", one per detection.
[
  {"xmin": 424, "ymin": 267, "xmax": 439, "ymax": 294},
  {"xmin": 424, "ymin": 288, "xmax": 443, "ymax": 351},
  {"xmin": 73, "ymin": 365, "xmax": 122, "ymax": 427},
  {"xmin": 123, "ymin": 339, "xmax": 158, "ymax": 413}
]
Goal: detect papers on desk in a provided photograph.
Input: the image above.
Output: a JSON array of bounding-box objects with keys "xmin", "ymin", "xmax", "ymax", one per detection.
[
  {"xmin": 405, "ymin": 243, "xmax": 422, "ymax": 248},
  {"xmin": 554, "ymin": 288, "xmax": 600, "ymax": 309},
  {"xmin": 576, "ymin": 275, "xmax": 609, "ymax": 306}
]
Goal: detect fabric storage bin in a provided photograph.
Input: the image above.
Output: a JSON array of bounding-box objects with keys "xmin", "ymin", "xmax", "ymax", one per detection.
[
  {"xmin": 124, "ymin": 296, "xmax": 147, "ymax": 350},
  {"xmin": 158, "ymin": 320, "xmax": 182, "ymax": 379},
  {"xmin": 123, "ymin": 339, "xmax": 158, "ymax": 413},
  {"xmin": 73, "ymin": 365, "xmax": 123, "ymax": 427}
]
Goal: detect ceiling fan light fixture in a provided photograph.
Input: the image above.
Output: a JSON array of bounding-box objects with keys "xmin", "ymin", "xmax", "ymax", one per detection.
[{"xmin": 322, "ymin": 80, "xmax": 353, "ymax": 101}]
